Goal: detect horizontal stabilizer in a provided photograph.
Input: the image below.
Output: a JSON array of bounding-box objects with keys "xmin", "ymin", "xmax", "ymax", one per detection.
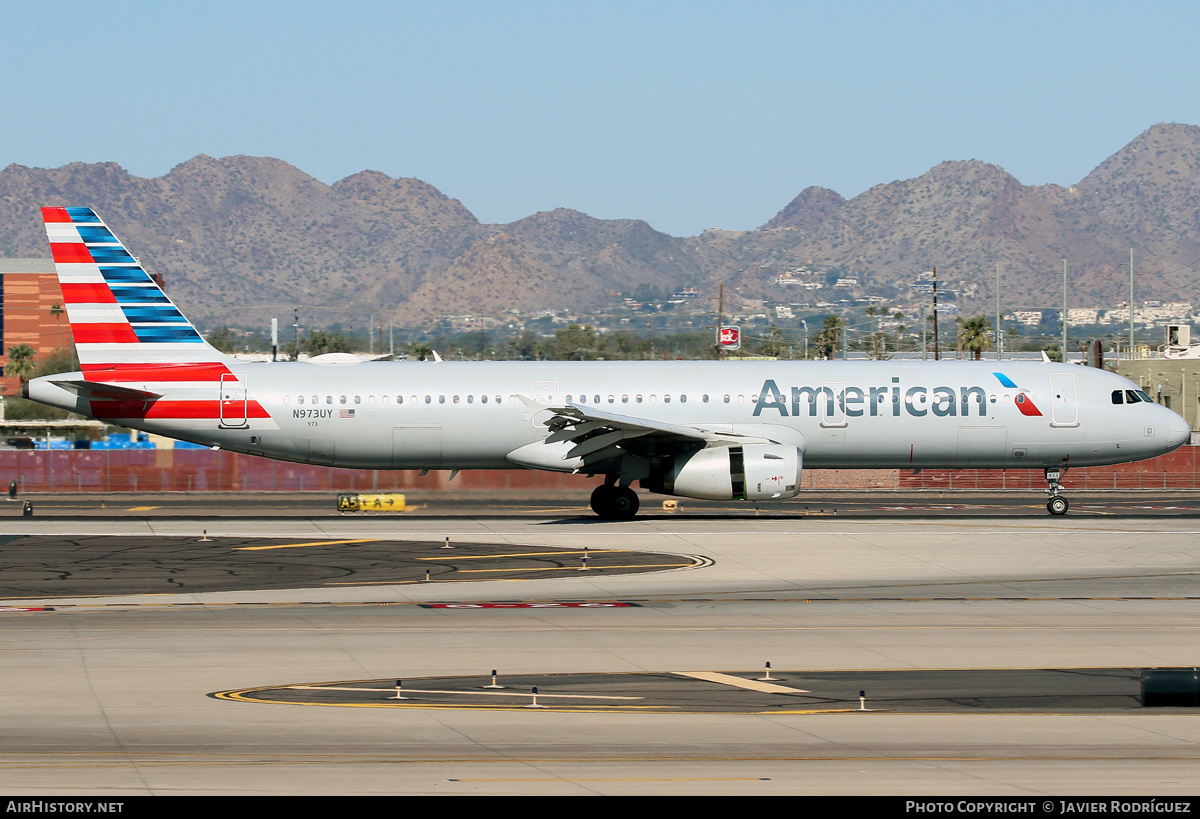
[{"xmin": 49, "ymin": 379, "xmax": 162, "ymax": 402}]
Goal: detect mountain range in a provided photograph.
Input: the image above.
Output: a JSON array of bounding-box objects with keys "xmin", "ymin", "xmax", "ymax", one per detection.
[{"xmin": 1, "ymin": 123, "xmax": 1198, "ymax": 329}]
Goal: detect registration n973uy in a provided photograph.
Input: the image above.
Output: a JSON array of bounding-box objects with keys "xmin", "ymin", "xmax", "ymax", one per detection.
[{"xmin": 25, "ymin": 208, "xmax": 1191, "ymax": 518}]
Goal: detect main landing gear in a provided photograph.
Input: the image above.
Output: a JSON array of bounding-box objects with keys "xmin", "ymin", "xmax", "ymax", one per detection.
[
  {"xmin": 590, "ymin": 483, "xmax": 640, "ymax": 520},
  {"xmin": 1045, "ymin": 467, "xmax": 1068, "ymax": 516}
]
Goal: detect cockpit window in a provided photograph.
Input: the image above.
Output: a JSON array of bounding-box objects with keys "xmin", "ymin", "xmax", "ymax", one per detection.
[
  {"xmin": 1112, "ymin": 390, "xmax": 1124, "ymax": 404},
  {"xmin": 1135, "ymin": 390, "xmax": 1153, "ymax": 403}
]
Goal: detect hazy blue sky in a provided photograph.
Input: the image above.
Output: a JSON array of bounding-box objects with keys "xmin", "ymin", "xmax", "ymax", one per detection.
[{"xmin": 3, "ymin": 1, "xmax": 1197, "ymax": 236}]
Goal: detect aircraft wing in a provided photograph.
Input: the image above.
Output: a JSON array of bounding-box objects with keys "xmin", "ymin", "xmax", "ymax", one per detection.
[{"xmin": 541, "ymin": 401, "xmax": 770, "ymax": 467}]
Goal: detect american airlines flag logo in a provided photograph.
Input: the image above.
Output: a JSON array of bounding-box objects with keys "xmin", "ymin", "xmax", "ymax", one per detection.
[
  {"xmin": 994, "ymin": 372, "xmax": 1043, "ymax": 416},
  {"xmin": 339, "ymin": 409, "xmax": 355, "ymax": 419}
]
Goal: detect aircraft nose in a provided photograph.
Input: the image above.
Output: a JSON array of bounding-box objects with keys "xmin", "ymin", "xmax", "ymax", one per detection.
[{"xmin": 1167, "ymin": 412, "xmax": 1191, "ymax": 451}]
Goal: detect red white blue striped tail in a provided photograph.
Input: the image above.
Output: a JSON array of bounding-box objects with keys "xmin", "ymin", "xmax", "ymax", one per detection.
[
  {"xmin": 42, "ymin": 206, "xmax": 228, "ymax": 377},
  {"xmin": 40, "ymin": 207, "xmax": 273, "ymax": 428}
]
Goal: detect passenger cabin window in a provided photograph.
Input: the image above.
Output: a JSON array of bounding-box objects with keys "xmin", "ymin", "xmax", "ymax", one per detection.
[{"xmin": 298, "ymin": 396, "xmax": 305, "ymax": 405}]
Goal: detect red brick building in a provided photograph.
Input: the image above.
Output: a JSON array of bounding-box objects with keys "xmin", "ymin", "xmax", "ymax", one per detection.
[{"xmin": 0, "ymin": 259, "xmax": 69, "ymax": 397}]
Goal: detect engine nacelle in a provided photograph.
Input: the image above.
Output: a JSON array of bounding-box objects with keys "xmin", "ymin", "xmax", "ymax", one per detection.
[{"xmin": 664, "ymin": 444, "xmax": 802, "ymax": 501}]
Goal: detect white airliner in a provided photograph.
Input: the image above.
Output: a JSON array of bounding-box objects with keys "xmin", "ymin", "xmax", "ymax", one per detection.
[{"xmin": 24, "ymin": 207, "xmax": 1191, "ymax": 518}]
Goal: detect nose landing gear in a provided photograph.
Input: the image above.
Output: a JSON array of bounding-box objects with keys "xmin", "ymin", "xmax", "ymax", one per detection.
[{"xmin": 1045, "ymin": 467, "xmax": 1068, "ymax": 515}]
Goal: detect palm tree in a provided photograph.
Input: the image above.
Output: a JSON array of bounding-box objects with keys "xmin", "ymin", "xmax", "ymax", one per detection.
[
  {"xmin": 4, "ymin": 344, "xmax": 37, "ymax": 382},
  {"xmin": 817, "ymin": 315, "xmax": 845, "ymax": 360},
  {"xmin": 865, "ymin": 306, "xmax": 880, "ymax": 359},
  {"xmin": 761, "ymin": 324, "xmax": 787, "ymax": 358},
  {"xmin": 957, "ymin": 315, "xmax": 994, "ymax": 360},
  {"xmin": 49, "ymin": 303, "xmax": 64, "ymax": 348}
]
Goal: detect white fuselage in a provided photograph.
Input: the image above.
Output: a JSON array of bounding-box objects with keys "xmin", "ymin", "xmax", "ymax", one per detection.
[{"xmin": 29, "ymin": 358, "xmax": 1189, "ymax": 474}]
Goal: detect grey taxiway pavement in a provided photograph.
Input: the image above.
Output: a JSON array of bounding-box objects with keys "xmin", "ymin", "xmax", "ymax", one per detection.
[{"xmin": 2, "ymin": 502, "xmax": 1200, "ymax": 795}]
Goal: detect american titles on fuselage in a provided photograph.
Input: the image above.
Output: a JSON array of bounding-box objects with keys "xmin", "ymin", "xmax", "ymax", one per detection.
[{"xmin": 753, "ymin": 377, "xmax": 1017, "ymax": 419}]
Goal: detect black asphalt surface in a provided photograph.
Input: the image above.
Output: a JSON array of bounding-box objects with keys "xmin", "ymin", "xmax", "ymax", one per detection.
[
  {"xmin": 0, "ymin": 535, "xmax": 694, "ymax": 598},
  {"xmin": 217, "ymin": 667, "xmax": 1180, "ymax": 714},
  {"xmin": 4, "ymin": 490, "xmax": 1200, "ymax": 518}
]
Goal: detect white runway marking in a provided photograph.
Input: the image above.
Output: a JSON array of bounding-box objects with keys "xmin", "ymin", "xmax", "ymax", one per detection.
[{"xmin": 675, "ymin": 671, "xmax": 810, "ymax": 694}]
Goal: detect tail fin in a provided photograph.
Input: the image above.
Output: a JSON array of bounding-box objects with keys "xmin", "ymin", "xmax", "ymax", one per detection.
[{"xmin": 41, "ymin": 206, "xmax": 228, "ymax": 379}]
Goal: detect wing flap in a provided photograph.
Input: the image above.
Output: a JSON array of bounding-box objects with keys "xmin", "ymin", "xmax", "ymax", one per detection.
[
  {"xmin": 566, "ymin": 428, "xmax": 648, "ymax": 460},
  {"xmin": 537, "ymin": 400, "xmax": 772, "ymax": 465}
]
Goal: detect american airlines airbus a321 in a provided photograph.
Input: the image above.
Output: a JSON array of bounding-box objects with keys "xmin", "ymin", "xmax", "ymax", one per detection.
[{"xmin": 24, "ymin": 207, "xmax": 1191, "ymax": 518}]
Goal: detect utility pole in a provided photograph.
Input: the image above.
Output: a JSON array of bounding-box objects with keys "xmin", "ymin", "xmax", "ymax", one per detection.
[
  {"xmin": 995, "ymin": 263, "xmax": 1002, "ymax": 361},
  {"xmin": 1062, "ymin": 259, "xmax": 1068, "ymax": 362},
  {"xmin": 1129, "ymin": 248, "xmax": 1135, "ymax": 354},
  {"xmin": 716, "ymin": 283, "xmax": 725, "ymax": 361},
  {"xmin": 922, "ymin": 298, "xmax": 927, "ymax": 360},
  {"xmin": 932, "ymin": 266, "xmax": 940, "ymax": 361}
]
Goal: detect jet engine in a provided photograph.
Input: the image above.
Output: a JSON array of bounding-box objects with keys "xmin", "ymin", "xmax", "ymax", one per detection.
[{"xmin": 660, "ymin": 444, "xmax": 802, "ymax": 501}]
